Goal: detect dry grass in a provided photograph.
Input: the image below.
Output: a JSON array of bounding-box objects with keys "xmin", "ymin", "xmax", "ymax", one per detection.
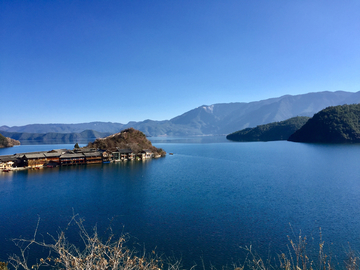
[
  {"xmin": 4, "ymin": 219, "xmax": 359, "ymax": 270},
  {"xmin": 234, "ymin": 229, "xmax": 359, "ymax": 270},
  {"xmin": 6, "ymin": 215, "xmax": 182, "ymax": 270}
]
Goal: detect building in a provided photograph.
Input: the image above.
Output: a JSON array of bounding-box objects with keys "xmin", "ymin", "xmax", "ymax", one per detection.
[
  {"xmin": 83, "ymin": 151, "xmax": 103, "ymax": 164},
  {"xmin": 60, "ymin": 152, "xmax": 86, "ymax": 166},
  {"xmin": 23, "ymin": 153, "xmax": 47, "ymax": 168},
  {"xmin": 112, "ymin": 149, "xmax": 135, "ymax": 161},
  {"xmin": 139, "ymin": 149, "xmax": 153, "ymax": 160},
  {"xmin": 0, "ymin": 155, "xmax": 17, "ymax": 170}
]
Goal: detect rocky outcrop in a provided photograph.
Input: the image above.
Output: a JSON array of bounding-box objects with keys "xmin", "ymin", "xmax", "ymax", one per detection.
[
  {"xmin": 5, "ymin": 137, "xmax": 20, "ymax": 147},
  {"xmin": 86, "ymin": 128, "xmax": 166, "ymax": 156},
  {"xmin": 0, "ymin": 133, "xmax": 20, "ymax": 148}
]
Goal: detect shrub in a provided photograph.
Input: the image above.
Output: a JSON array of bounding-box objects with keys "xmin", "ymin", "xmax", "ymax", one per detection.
[{"xmin": 7, "ymin": 215, "xmax": 181, "ymax": 270}]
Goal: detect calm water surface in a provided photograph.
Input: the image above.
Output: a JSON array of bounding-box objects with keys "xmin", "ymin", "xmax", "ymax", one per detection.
[{"xmin": 1, "ymin": 141, "xmax": 360, "ymax": 268}]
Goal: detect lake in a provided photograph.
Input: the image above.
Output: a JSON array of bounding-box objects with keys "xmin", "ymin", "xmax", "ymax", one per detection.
[{"xmin": 1, "ymin": 140, "xmax": 360, "ymax": 268}]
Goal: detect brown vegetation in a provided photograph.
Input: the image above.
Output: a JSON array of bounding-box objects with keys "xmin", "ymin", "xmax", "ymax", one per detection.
[
  {"xmin": 4, "ymin": 217, "xmax": 360, "ymax": 270},
  {"xmin": 0, "ymin": 215, "xmax": 359, "ymax": 270},
  {"xmin": 0, "ymin": 133, "xmax": 20, "ymax": 148},
  {"xmin": 6, "ymin": 215, "xmax": 179, "ymax": 270},
  {"xmin": 86, "ymin": 128, "xmax": 166, "ymax": 156}
]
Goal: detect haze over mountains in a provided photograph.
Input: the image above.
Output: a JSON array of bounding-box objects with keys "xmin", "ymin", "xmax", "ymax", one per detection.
[{"xmin": 1, "ymin": 91, "xmax": 360, "ymax": 138}]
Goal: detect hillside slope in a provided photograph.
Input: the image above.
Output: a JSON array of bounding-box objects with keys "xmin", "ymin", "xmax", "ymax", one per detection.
[
  {"xmin": 165, "ymin": 91, "xmax": 359, "ymax": 136},
  {"xmin": 86, "ymin": 128, "xmax": 166, "ymax": 156},
  {"xmin": 0, "ymin": 133, "xmax": 20, "ymax": 148},
  {"xmin": 288, "ymin": 104, "xmax": 360, "ymax": 143},
  {"xmin": 226, "ymin": 116, "xmax": 310, "ymax": 142}
]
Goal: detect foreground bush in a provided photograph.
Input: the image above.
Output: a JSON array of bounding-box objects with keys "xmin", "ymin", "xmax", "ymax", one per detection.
[
  {"xmin": 7, "ymin": 215, "xmax": 181, "ymax": 270},
  {"xmin": 4, "ymin": 217, "xmax": 360, "ymax": 270},
  {"xmin": 0, "ymin": 262, "xmax": 9, "ymax": 270}
]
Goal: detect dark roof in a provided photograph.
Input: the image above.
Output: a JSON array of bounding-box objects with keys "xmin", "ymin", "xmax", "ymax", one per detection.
[
  {"xmin": 44, "ymin": 152, "xmax": 62, "ymax": 158},
  {"xmin": 79, "ymin": 148, "xmax": 98, "ymax": 153},
  {"xmin": 0, "ymin": 155, "xmax": 19, "ymax": 162},
  {"xmin": 60, "ymin": 153, "xmax": 85, "ymax": 159},
  {"xmin": 24, "ymin": 153, "xmax": 46, "ymax": 159},
  {"xmin": 116, "ymin": 148, "xmax": 133, "ymax": 154},
  {"xmin": 83, "ymin": 152, "xmax": 102, "ymax": 157}
]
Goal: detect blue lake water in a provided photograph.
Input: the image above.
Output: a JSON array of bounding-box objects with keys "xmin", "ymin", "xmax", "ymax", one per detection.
[{"xmin": 1, "ymin": 140, "xmax": 360, "ymax": 268}]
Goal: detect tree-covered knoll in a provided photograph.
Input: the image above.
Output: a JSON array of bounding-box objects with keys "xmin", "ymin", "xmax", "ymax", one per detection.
[
  {"xmin": 226, "ymin": 116, "xmax": 310, "ymax": 142},
  {"xmin": 288, "ymin": 104, "xmax": 360, "ymax": 143}
]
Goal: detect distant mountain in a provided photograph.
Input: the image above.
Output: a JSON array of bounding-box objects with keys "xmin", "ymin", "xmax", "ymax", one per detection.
[
  {"xmin": 122, "ymin": 90, "xmax": 360, "ymax": 136},
  {"xmin": 0, "ymin": 122, "xmax": 124, "ymax": 134},
  {"xmin": 226, "ymin": 116, "xmax": 310, "ymax": 142},
  {"xmin": 2, "ymin": 91, "xmax": 360, "ymax": 137},
  {"xmin": 288, "ymin": 104, "xmax": 360, "ymax": 143},
  {"xmin": 0, "ymin": 130, "xmax": 111, "ymax": 145}
]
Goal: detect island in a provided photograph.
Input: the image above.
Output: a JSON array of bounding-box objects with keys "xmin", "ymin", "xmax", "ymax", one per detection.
[
  {"xmin": 0, "ymin": 128, "xmax": 165, "ymax": 172},
  {"xmin": 226, "ymin": 116, "xmax": 310, "ymax": 142},
  {"xmin": 288, "ymin": 104, "xmax": 360, "ymax": 143}
]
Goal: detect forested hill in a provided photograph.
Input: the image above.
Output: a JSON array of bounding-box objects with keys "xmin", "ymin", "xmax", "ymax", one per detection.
[
  {"xmin": 288, "ymin": 104, "xmax": 360, "ymax": 143},
  {"xmin": 226, "ymin": 116, "xmax": 310, "ymax": 142}
]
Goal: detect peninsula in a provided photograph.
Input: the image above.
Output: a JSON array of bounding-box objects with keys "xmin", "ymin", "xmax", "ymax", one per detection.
[{"xmin": 0, "ymin": 128, "xmax": 165, "ymax": 172}]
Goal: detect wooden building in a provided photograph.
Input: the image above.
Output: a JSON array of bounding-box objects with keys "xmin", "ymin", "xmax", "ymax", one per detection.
[
  {"xmin": 113, "ymin": 149, "xmax": 135, "ymax": 161},
  {"xmin": 0, "ymin": 155, "xmax": 17, "ymax": 170},
  {"xmin": 141, "ymin": 149, "xmax": 153, "ymax": 159},
  {"xmin": 83, "ymin": 152, "xmax": 103, "ymax": 164},
  {"xmin": 24, "ymin": 153, "xmax": 47, "ymax": 168},
  {"xmin": 60, "ymin": 152, "xmax": 85, "ymax": 166},
  {"xmin": 44, "ymin": 150, "xmax": 63, "ymax": 166}
]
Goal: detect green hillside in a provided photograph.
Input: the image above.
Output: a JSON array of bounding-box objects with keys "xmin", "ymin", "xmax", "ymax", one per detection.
[
  {"xmin": 226, "ymin": 116, "xmax": 310, "ymax": 142},
  {"xmin": 288, "ymin": 104, "xmax": 360, "ymax": 143}
]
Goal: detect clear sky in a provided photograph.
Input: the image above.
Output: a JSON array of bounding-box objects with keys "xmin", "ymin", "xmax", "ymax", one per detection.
[{"xmin": 1, "ymin": 0, "xmax": 360, "ymax": 126}]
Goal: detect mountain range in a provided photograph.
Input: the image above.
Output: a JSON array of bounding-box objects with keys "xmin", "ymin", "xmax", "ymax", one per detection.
[{"xmin": 1, "ymin": 91, "xmax": 360, "ymax": 138}]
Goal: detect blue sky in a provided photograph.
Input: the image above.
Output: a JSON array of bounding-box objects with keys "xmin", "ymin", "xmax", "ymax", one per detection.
[{"xmin": 1, "ymin": 0, "xmax": 360, "ymax": 126}]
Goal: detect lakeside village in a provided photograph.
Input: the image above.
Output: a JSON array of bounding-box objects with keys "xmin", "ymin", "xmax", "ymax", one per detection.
[{"xmin": 0, "ymin": 147, "xmax": 160, "ymax": 172}]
